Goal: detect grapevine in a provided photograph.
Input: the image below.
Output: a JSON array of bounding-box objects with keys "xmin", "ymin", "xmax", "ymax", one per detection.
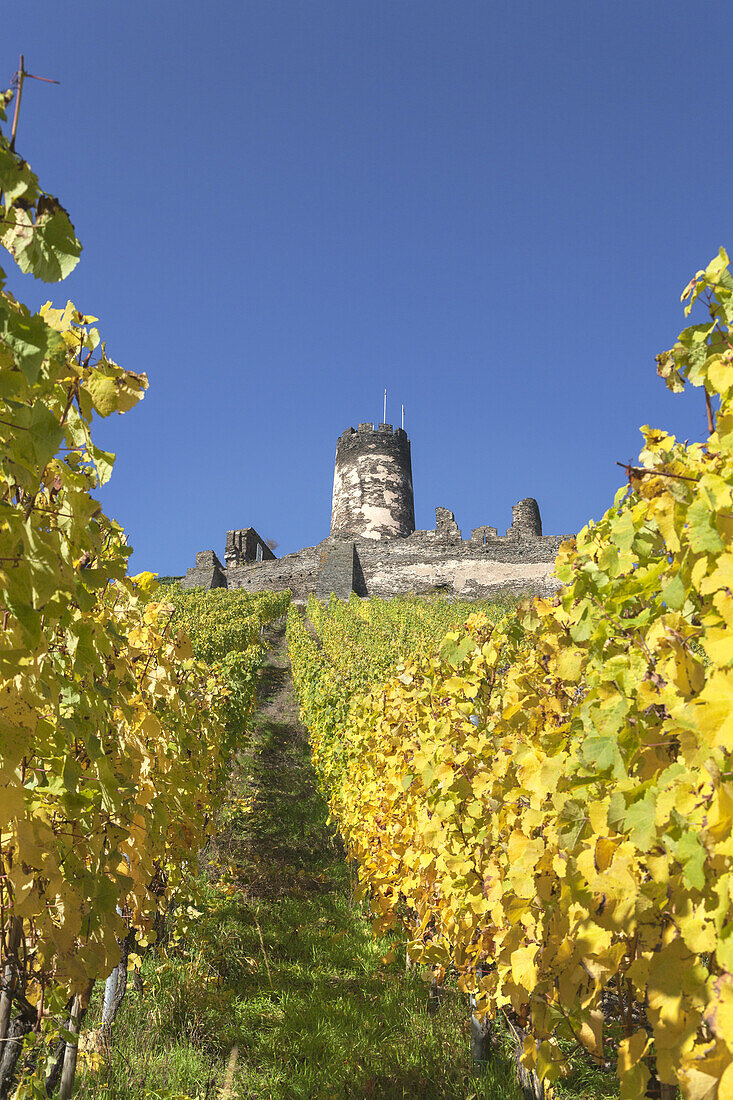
[
  {"xmin": 0, "ymin": 84, "xmax": 286, "ymax": 1097},
  {"xmin": 289, "ymin": 252, "xmax": 733, "ymax": 1099}
]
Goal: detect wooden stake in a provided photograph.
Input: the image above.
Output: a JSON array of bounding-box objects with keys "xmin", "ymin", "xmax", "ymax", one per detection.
[
  {"xmin": 0, "ymin": 918, "xmax": 22, "ymax": 1044},
  {"xmin": 58, "ymin": 994, "xmax": 81, "ymax": 1100},
  {"xmin": 9, "ymin": 55, "xmax": 24, "ymax": 152},
  {"xmin": 9, "ymin": 54, "xmax": 60, "ymax": 153},
  {"xmin": 220, "ymin": 1045, "xmax": 239, "ymax": 1100}
]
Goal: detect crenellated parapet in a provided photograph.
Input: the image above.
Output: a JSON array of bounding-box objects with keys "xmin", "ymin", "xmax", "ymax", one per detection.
[
  {"xmin": 433, "ymin": 497, "xmax": 543, "ymax": 542},
  {"xmin": 471, "ymin": 525, "xmax": 498, "ymax": 543},
  {"xmin": 336, "ymin": 421, "xmax": 408, "ymax": 442}
]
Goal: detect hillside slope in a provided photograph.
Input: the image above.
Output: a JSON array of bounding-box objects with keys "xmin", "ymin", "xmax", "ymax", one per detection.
[{"xmin": 77, "ymin": 622, "xmax": 610, "ymax": 1100}]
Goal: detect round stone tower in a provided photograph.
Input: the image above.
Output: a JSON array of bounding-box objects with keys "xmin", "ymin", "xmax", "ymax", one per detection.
[
  {"xmin": 509, "ymin": 497, "xmax": 542, "ymax": 536},
  {"xmin": 330, "ymin": 423, "xmax": 415, "ymax": 539}
]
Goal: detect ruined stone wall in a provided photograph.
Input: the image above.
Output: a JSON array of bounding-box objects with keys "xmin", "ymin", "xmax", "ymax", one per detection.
[
  {"xmin": 226, "ymin": 544, "xmax": 323, "ymax": 602},
  {"xmin": 471, "ymin": 525, "xmax": 498, "ymax": 542},
  {"xmin": 224, "ymin": 528, "xmax": 276, "ymax": 568},
  {"xmin": 181, "ymin": 437, "xmax": 566, "ymax": 602},
  {"xmin": 315, "ymin": 541, "xmax": 356, "ymax": 601},
  {"xmin": 221, "ymin": 531, "xmax": 567, "ymax": 603},
  {"xmin": 508, "ymin": 497, "xmax": 542, "ymax": 537},
  {"xmin": 330, "ymin": 423, "xmax": 415, "ymax": 539},
  {"xmin": 436, "ymin": 507, "xmax": 461, "ymax": 538},
  {"xmin": 181, "ymin": 550, "xmax": 227, "ymax": 590},
  {"xmin": 352, "ymin": 533, "xmax": 565, "ymax": 600}
]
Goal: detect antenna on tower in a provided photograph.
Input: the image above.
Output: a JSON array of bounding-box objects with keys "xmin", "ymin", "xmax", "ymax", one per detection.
[
  {"xmin": 401, "ymin": 403, "xmax": 404, "ymax": 430},
  {"xmin": 383, "ymin": 388, "xmax": 387, "ymax": 425}
]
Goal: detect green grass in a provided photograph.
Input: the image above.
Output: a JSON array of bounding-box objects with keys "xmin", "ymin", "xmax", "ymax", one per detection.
[{"xmin": 75, "ymin": 624, "xmax": 618, "ymax": 1100}]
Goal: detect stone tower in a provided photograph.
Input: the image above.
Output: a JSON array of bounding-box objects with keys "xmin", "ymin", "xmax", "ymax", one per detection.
[
  {"xmin": 509, "ymin": 497, "xmax": 542, "ymax": 536},
  {"xmin": 330, "ymin": 423, "xmax": 415, "ymax": 539}
]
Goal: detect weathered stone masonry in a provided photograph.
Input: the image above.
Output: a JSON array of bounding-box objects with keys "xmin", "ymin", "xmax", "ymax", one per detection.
[
  {"xmin": 182, "ymin": 422, "xmax": 571, "ymax": 601},
  {"xmin": 225, "ymin": 527, "xmax": 275, "ymax": 569},
  {"xmin": 182, "ymin": 527, "xmax": 272, "ymax": 589},
  {"xmin": 331, "ymin": 423, "xmax": 415, "ymax": 539},
  {"xmin": 181, "ymin": 550, "xmax": 227, "ymax": 590}
]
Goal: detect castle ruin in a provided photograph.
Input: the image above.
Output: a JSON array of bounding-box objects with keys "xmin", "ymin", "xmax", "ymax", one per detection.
[{"xmin": 181, "ymin": 422, "xmax": 567, "ymax": 601}]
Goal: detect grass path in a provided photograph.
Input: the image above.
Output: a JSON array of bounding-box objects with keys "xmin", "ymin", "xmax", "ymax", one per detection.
[{"xmin": 78, "ymin": 623, "xmax": 612, "ymax": 1100}]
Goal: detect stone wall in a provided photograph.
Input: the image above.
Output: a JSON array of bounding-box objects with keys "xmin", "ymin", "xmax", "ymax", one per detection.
[
  {"xmin": 225, "ymin": 527, "xmax": 276, "ymax": 568},
  {"xmin": 436, "ymin": 507, "xmax": 461, "ymax": 538},
  {"xmin": 219, "ymin": 529, "xmax": 568, "ymax": 603},
  {"xmin": 471, "ymin": 525, "xmax": 498, "ymax": 542},
  {"xmin": 315, "ymin": 541, "xmax": 356, "ymax": 601},
  {"xmin": 352, "ymin": 532, "xmax": 565, "ymax": 600},
  {"xmin": 226, "ymin": 544, "xmax": 323, "ymax": 601},
  {"xmin": 180, "ymin": 424, "xmax": 567, "ymax": 602},
  {"xmin": 181, "ymin": 550, "xmax": 227, "ymax": 590}
]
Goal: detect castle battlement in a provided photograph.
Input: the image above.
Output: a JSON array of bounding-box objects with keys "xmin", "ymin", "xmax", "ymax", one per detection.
[
  {"xmin": 181, "ymin": 419, "xmax": 568, "ymax": 602},
  {"xmin": 339, "ymin": 423, "xmax": 409, "ymax": 442}
]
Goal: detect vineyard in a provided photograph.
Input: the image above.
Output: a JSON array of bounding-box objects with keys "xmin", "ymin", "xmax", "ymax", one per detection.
[
  {"xmin": 287, "ymin": 594, "xmax": 515, "ymax": 803},
  {"xmin": 0, "ymin": 84, "xmax": 290, "ymax": 1098},
  {"xmin": 3, "ymin": 65, "xmax": 733, "ymax": 1100},
  {"xmin": 286, "ymin": 251, "xmax": 733, "ymax": 1099}
]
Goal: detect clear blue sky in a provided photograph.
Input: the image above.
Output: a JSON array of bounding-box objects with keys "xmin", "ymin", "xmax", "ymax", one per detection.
[{"xmin": 6, "ymin": 2, "xmax": 733, "ymax": 573}]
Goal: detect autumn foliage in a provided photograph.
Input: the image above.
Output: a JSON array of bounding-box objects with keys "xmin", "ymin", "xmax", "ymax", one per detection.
[
  {"xmin": 289, "ymin": 252, "xmax": 733, "ymax": 1099},
  {"xmin": 0, "ymin": 86, "xmax": 288, "ymax": 1095}
]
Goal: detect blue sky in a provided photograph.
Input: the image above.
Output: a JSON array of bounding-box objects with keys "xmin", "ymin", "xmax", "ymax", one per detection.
[{"xmin": 5, "ymin": 1, "xmax": 733, "ymax": 573}]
